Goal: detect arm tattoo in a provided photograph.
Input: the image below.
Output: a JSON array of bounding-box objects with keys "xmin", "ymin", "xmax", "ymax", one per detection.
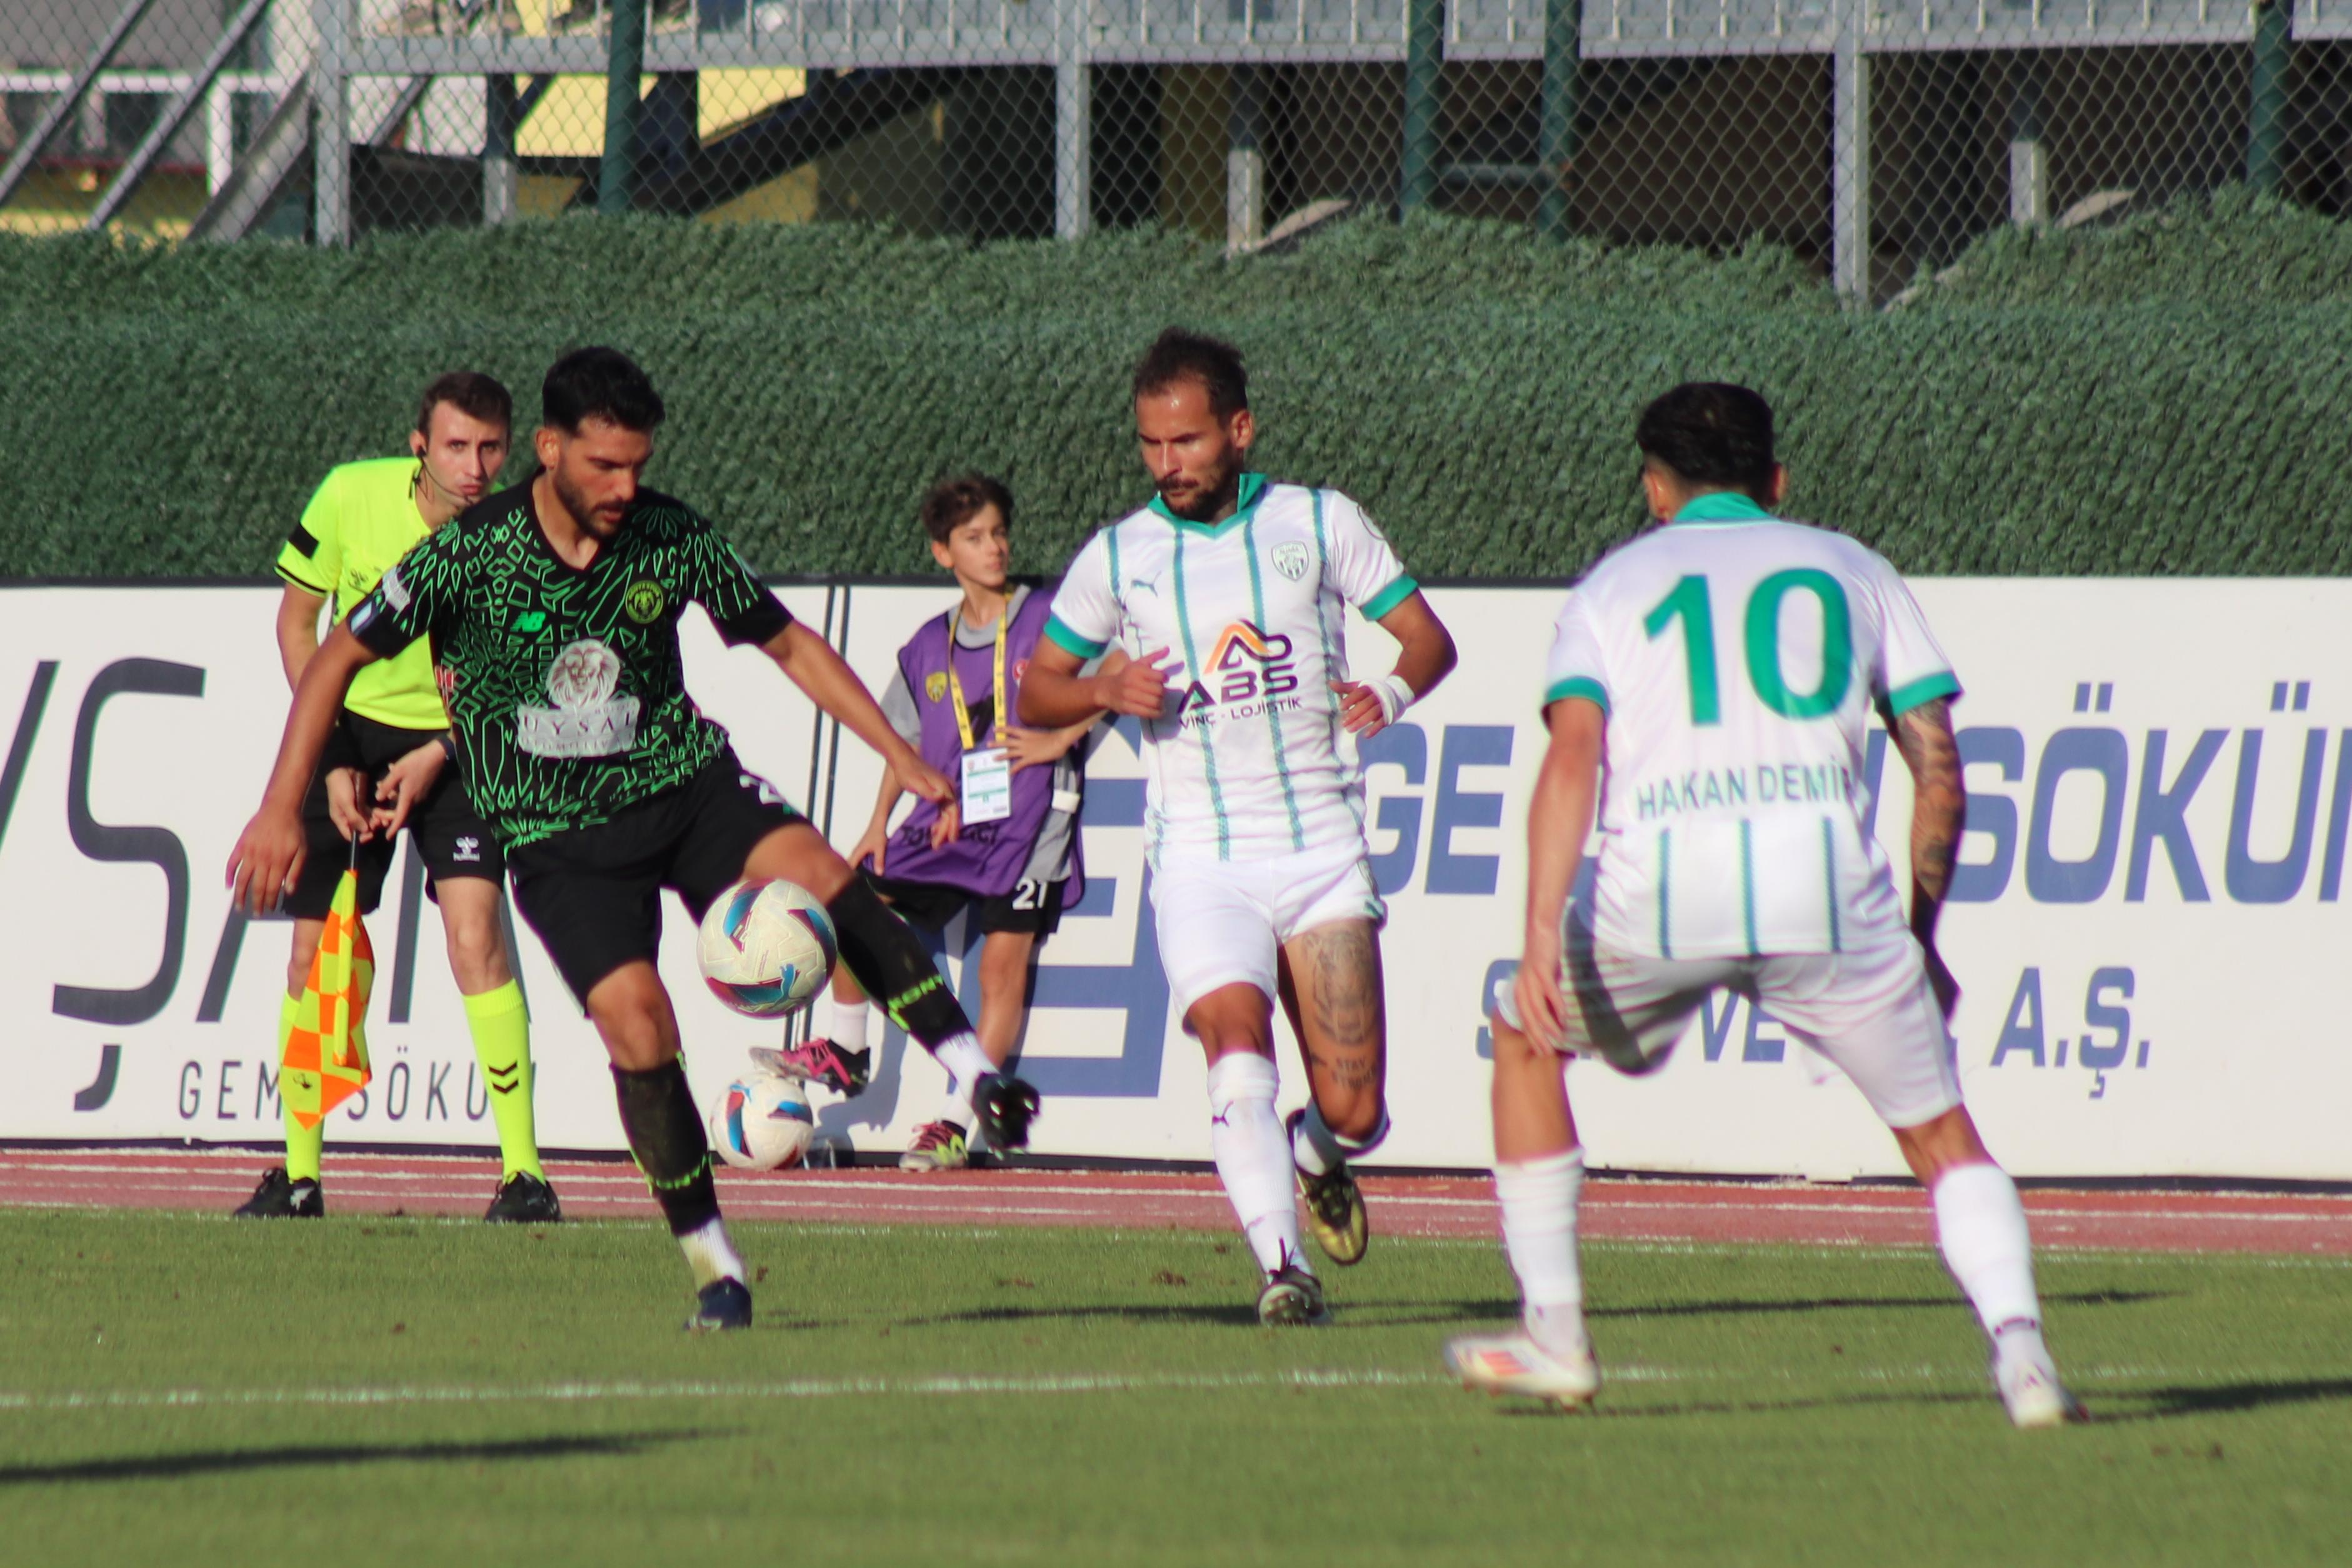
[{"xmin": 1893, "ymin": 698, "xmax": 1964, "ymax": 906}]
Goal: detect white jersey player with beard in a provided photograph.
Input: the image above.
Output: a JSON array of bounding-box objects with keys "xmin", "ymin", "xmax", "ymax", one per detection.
[{"xmin": 1024, "ymin": 331, "xmax": 1457, "ymax": 1328}]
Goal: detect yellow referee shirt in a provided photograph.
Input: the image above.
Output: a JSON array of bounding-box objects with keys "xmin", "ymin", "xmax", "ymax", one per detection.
[{"xmin": 274, "ymin": 457, "xmax": 451, "ymax": 731}]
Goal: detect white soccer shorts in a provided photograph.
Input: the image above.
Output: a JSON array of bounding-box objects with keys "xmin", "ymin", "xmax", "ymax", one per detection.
[
  {"xmin": 1491, "ymin": 901, "xmax": 1963, "ymax": 1129},
  {"xmin": 1150, "ymin": 840, "xmax": 1388, "ymax": 1020}
]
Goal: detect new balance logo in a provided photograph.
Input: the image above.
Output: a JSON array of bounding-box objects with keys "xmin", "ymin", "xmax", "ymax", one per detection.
[{"xmin": 513, "ymin": 610, "xmax": 547, "ymax": 634}]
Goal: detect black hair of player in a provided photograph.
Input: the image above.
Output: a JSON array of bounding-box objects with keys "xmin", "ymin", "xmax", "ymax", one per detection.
[
  {"xmin": 919, "ymin": 473, "xmax": 1016, "ymax": 546},
  {"xmin": 1635, "ymin": 382, "xmax": 1776, "ymax": 504},
  {"xmin": 1132, "ymin": 327, "xmax": 1249, "ymax": 419},
  {"xmin": 416, "ymin": 371, "xmax": 513, "ymax": 436},
  {"xmin": 542, "ymin": 347, "xmax": 666, "ymax": 436}
]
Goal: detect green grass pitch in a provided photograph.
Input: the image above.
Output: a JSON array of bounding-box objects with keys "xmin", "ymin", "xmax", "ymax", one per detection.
[{"xmin": 1, "ymin": 1209, "xmax": 2345, "ymax": 1566}]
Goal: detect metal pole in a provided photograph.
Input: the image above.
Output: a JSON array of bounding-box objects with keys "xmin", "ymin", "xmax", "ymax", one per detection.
[
  {"xmin": 1054, "ymin": 0, "xmax": 1092, "ymax": 239},
  {"xmin": 2008, "ymin": 58, "xmax": 2044, "ymax": 226},
  {"xmin": 484, "ymin": 73, "xmax": 521, "ymax": 226},
  {"xmin": 601, "ymin": 0, "xmax": 649, "ymax": 214},
  {"xmin": 0, "ymin": 0, "xmax": 163, "ymax": 211},
  {"xmin": 1830, "ymin": 0, "xmax": 1871, "ymax": 302},
  {"xmin": 1399, "ymin": 0, "xmax": 1444, "ymax": 215},
  {"xmin": 313, "ymin": 0, "xmax": 351, "ymax": 246},
  {"xmin": 87, "ymin": 0, "xmax": 274, "ymax": 231},
  {"xmin": 1227, "ymin": 64, "xmax": 1266, "ymax": 254},
  {"xmin": 2247, "ymin": 0, "xmax": 2291, "ymax": 196},
  {"xmin": 1538, "ymin": 0, "xmax": 1579, "ymax": 239}
]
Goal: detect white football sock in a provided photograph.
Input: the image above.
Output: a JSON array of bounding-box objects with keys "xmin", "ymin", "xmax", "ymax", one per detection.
[
  {"xmin": 1207, "ymin": 1052, "xmax": 1306, "ymax": 1277},
  {"xmin": 933, "ymin": 1031, "xmax": 992, "ymax": 1091},
  {"xmin": 827, "ymin": 995, "xmax": 873, "ymax": 1051},
  {"xmin": 1291, "ymin": 1102, "xmax": 1391, "ymax": 1178},
  {"xmin": 1932, "ymin": 1161, "xmax": 2044, "ymax": 1337},
  {"xmin": 678, "ymin": 1216, "xmax": 746, "ymax": 1290},
  {"xmin": 1497, "ymin": 1147, "xmax": 1587, "ymax": 1354}
]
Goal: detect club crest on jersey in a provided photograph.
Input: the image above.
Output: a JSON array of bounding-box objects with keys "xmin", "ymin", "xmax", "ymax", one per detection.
[
  {"xmin": 623, "ymin": 579, "xmax": 668, "ymax": 624},
  {"xmin": 1271, "ymin": 541, "xmax": 1310, "ymax": 582},
  {"xmin": 1173, "ymin": 621, "xmax": 1301, "ymax": 724},
  {"xmin": 925, "ymin": 671, "xmax": 949, "ymax": 703}
]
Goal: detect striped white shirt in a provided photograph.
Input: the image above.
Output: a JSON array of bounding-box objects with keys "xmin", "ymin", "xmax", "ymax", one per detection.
[
  {"xmin": 1044, "ymin": 476, "xmax": 1418, "ymax": 866},
  {"xmin": 1545, "ymin": 492, "xmax": 1959, "ymax": 959}
]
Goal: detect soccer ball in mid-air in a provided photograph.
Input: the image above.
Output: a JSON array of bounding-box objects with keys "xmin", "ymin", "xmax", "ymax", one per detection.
[
  {"xmin": 696, "ymin": 878, "xmax": 838, "ymax": 1018},
  {"xmin": 709, "ymin": 1074, "xmax": 818, "ymax": 1170}
]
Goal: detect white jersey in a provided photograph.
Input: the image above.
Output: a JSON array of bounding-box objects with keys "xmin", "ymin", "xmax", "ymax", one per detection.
[
  {"xmin": 1544, "ymin": 493, "xmax": 1959, "ymax": 960},
  {"xmin": 1045, "ymin": 476, "xmax": 1419, "ymax": 866}
]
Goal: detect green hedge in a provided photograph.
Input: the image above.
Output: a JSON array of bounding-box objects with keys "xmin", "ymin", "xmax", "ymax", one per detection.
[{"xmin": 4, "ymin": 199, "xmax": 2349, "ymax": 580}]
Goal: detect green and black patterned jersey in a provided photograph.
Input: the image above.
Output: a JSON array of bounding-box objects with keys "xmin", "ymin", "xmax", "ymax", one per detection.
[{"xmin": 346, "ymin": 479, "xmax": 793, "ymax": 847}]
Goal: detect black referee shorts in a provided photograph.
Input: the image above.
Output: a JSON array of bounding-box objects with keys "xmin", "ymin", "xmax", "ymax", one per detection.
[
  {"xmin": 506, "ymin": 749, "xmax": 806, "ymax": 1006},
  {"xmin": 287, "ymin": 712, "xmax": 503, "ymax": 920}
]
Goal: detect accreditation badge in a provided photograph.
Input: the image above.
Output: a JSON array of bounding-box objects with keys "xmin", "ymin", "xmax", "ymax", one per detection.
[{"xmin": 960, "ymin": 747, "xmax": 1013, "ymax": 824}]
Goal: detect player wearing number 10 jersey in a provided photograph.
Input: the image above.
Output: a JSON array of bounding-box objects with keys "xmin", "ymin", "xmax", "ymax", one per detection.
[{"xmin": 1444, "ymin": 383, "xmax": 2084, "ymax": 1428}]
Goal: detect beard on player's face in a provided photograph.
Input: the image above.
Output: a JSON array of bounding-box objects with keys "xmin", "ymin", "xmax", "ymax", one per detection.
[
  {"xmin": 1156, "ymin": 447, "xmax": 1242, "ymax": 522},
  {"xmin": 551, "ymin": 463, "xmax": 625, "ymax": 537}
]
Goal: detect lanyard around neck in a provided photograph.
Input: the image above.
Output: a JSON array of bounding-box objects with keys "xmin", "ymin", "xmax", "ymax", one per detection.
[{"xmin": 946, "ymin": 603, "xmax": 1010, "ymax": 753}]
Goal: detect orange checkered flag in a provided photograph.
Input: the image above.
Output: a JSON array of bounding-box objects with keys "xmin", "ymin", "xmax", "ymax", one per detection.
[{"xmin": 280, "ymin": 866, "xmax": 374, "ymax": 1131}]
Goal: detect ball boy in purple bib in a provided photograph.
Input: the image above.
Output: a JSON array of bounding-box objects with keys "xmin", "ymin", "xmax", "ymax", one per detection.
[{"xmin": 758, "ymin": 475, "xmax": 1115, "ymax": 1169}]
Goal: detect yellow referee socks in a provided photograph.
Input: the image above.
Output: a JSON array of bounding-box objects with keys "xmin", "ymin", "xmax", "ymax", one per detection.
[
  {"xmin": 279, "ymin": 991, "xmax": 324, "ymax": 1183},
  {"xmin": 464, "ymin": 981, "xmax": 543, "ymax": 1180}
]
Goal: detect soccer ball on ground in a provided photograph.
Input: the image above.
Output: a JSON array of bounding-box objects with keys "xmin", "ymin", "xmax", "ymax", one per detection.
[
  {"xmin": 696, "ymin": 877, "xmax": 838, "ymax": 1019},
  {"xmin": 709, "ymin": 1074, "xmax": 818, "ymax": 1170}
]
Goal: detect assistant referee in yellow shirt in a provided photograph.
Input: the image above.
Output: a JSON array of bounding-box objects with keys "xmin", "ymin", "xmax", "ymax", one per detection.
[{"xmin": 234, "ymin": 372, "xmax": 559, "ymax": 1223}]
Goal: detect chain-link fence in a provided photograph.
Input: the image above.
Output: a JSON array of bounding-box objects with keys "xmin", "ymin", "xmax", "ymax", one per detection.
[{"xmin": 4, "ymin": 0, "xmax": 2350, "ymax": 296}]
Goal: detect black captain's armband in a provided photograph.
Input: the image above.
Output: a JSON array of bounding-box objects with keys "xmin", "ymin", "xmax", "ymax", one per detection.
[{"xmin": 286, "ymin": 522, "xmax": 322, "ymax": 559}]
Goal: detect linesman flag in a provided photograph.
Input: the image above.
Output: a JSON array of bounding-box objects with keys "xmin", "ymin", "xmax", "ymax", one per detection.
[{"xmin": 281, "ymin": 867, "xmax": 374, "ymax": 1129}]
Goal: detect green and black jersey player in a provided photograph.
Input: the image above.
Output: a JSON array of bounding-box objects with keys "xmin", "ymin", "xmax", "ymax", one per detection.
[
  {"xmin": 228, "ymin": 347, "xmax": 1040, "ymax": 1331},
  {"xmin": 236, "ymin": 371, "xmax": 559, "ymax": 1226}
]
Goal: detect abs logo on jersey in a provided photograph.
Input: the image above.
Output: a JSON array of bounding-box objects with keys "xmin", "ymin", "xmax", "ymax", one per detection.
[{"xmin": 1174, "ymin": 621, "xmax": 1301, "ymax": 726}]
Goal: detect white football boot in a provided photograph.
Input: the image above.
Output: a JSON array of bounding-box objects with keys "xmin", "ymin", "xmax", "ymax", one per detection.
[
  {"xmin": 1991, "ymin": 1323, "xmax": 2089, "ymax": 1429},
  {"xmin": 1445, "ymin": 1328, "xmax": 1601, "ymax": 1410}
]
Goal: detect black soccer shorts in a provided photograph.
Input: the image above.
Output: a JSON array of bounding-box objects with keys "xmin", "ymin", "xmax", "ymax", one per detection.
[
  {"xmin": 866, "ymin": 870, "xmax": 1069, "ymax": 939},
  {"xmin": 505, "ymin": 749, "xmax": 806, "ymax": 1006},
  {"xmin": 287, "ymin": 712, "xmax": 503, "ymax": 920}
]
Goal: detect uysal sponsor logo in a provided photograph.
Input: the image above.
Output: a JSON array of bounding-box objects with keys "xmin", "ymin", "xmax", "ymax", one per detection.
[{"xmin": 1174, "ymin": 621, "xmax": 1300, "ymax": 726}]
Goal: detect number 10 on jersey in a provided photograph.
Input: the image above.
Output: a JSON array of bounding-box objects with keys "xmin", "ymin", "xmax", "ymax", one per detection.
[{"xmin": 1644, "ymin": 571, "xmax": 1854, "ymax": 725}]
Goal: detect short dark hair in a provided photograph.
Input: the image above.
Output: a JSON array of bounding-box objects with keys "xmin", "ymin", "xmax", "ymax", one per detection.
[
  {"xmin": 1132, "ymin": 327, "xmax": 1249, "ymax": 419},
  {"xmin": 415, "ymin": 371, "xmax": 511, "ymax": 437},
  {"xmin": 1634, "ymin": 382, "xmax": 1777, "ymax": 502},
  {"xmin": 919, "ymin": 472, "xmax": 1015, "ymax": 545},
  {"xmin": 541, "ymin": 347, "xmax": 665, "ymax": 435}
]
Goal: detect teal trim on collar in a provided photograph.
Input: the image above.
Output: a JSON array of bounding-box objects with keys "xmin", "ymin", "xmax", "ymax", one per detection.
[
  {"xmin": 1148, "ymin": 472, "xmax": 1269, "ymax": 535},
  {"xmin": 1671, "ymin": 492, "xmax": 1775, "ymax": 525}
]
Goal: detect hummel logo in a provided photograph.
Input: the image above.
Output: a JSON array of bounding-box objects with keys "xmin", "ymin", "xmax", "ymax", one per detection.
[
  {"xmin": 1127, "ymin": 577, "xmax": 1159, "ymax": 597},
  {"xmin": 454, "ymin": 836, "xmax": 482, "ymax": 862},
  {"xmin": 513, "ymin": 610, "xmax": 547, "ymax": 634}
]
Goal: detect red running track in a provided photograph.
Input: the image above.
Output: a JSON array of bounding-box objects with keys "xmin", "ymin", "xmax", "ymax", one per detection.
[{"xmin": 3, "ymin": 1147, "xmax": 2348, "ymax": 1255}]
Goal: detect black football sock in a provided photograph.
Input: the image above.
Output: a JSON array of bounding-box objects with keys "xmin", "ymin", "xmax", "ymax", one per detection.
[
  {"xmin": 611, "ymin": 1060, "xmax": 721, "ymax": 1237},
  {"xmin": 827, "ymin": 879, "xmax": 981, "ymax": 1057}
]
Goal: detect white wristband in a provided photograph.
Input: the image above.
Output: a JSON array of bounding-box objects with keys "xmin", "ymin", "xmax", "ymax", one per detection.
[{"xmin": 1375, "ymin": 673, "xmax": 1417, "ymax": 727}]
